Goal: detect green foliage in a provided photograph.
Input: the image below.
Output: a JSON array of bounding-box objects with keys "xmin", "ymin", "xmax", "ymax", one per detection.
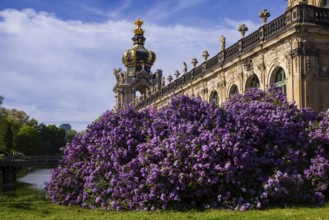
[
  {"xmin": 13, "ymin": 125, "xmax": 46, "ymax": 156},
  {"xmin": 0, "ymin": 191, "xmax": 329, "ymax": 220},
  {"xmin": 40, "ymin": 124, "xmax": 66, "ymax": 154},
  {"xmin": 27, "ymin": 118, "xmax": 39, "ymax": 128},
  {"xmin": 0, "ymin": 97, "xmax": 66, "ymax": 155},
  {"xmin": 67, "ymin": 129, "xmax": 78, "ymax": 143},
  {"xmin": 0, "ymin": 176, "xmax": 329, "ymax": 219},
  {"xmin": 4, "ymin": 108, "xmax": 30, "ymax": 125},
  {"xmin": 0, "ymin": 96, "xmax": 6, "ymax": 150},
  {"xmin": 2, "ymin": 108, "xmax": 32, "ymax": 151},
  {"xmin": 4, "ymin": 123, "xmax": 14, "ymax": 150}
]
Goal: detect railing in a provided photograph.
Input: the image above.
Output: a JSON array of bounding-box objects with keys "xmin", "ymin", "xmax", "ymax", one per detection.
[
  {"xmin": 206, "ymin": 55, "xmax": 219, "ymax": 69},
  {"xmin": 0, "ymin": 155, "xmax": 61, "ymax": 167},
  {"xmin": 225, "ymin": 42, "xmax": 239, "ymax": 59},
  {"xmin": 263, "ymin": 13, "xmax": 287, "ymax": 38},
  {"xmin": 135, "ymin": 4, "xmax": 329, "ymax": 110},
  {"xmin": 242, "ymin": 31, "xmax": 260, "ymax": 49},
  {"xmin": 194, "ymin": 66, "xmax": 203, "ymax": 77}
]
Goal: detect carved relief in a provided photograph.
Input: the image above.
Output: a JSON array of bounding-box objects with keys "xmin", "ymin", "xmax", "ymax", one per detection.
[
  {"xmin": 270, "ymin": 58, "xmax": 280, "ymax": 69},
  {"xmin": 268, "ymin": 48, "xmax": 277, "ymax": 58},
  {"xmin": 288, "ymin": 0, "xmax": 309, "ymax": 8},
  {"xmin": 235, "ymin": 72, "xmax": 243, "ymax": 91},
  {"xmin": 284, "ymin": 53, "xmax": 292, "ymax": 75},
  {"xmin": 305, "ymin": 56, "xmax": 312, "ymax": 77},
  {"xmin": 217, "ymin": 73, "xmax": 226, "ymax": 88},
  {"xmin": 243, "ymin": 59, "xmax": 253, "ymax": 72},
  {"xmin": 132, "ymin": 4, "xmax": 329, "ymax": 112}
]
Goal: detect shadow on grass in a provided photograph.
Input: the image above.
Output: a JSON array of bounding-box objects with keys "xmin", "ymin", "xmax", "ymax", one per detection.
[{"xmin": 4, "ymin": 202, "xmax": 33, "ymax": 210}]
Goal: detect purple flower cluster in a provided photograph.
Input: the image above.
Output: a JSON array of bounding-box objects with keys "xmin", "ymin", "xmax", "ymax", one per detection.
[{"xmin": 46, "ymin": 87, "xmax": 329, "ymax": 210}]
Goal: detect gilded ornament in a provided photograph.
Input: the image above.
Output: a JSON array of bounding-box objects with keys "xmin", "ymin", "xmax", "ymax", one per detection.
[
  {"xmin": 131, "ymin": 49, "xmax": 136, "ymax": 63},
  {"xmin": 134, "ymin": 18, "xmax": 145, "ymax": 35},
  {"xmin": 147, "ymin": 50, "xmax": 153, "ymax": 63}
]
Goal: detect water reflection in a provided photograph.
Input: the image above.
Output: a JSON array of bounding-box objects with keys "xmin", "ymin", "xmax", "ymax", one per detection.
[{"xmin": 18, "ymin": 168, "xmax": 52, "ymax": 190}]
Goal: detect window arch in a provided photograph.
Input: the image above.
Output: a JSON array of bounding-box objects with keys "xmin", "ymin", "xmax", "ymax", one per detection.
[
  {"xmin": 324, "ymin": 0, "xmax": 329, "ymax": 8},
  {"xmin": 251, "ymin": 75, "xmax": 260, "ymax": 88},
  {"xmin": 209, "ymin": 91, "xmax": 219, "ymax": 105},
  {"xmin": 229, "ymin": 84, "xmax": 239, "ymax": 98},
  {"xmin": 274, "ymin": 67, "xmax": 287, "ymax": 94},
  {"xmin": 246, "ymin": 74, "xmax": 260, "ymax": 90}
]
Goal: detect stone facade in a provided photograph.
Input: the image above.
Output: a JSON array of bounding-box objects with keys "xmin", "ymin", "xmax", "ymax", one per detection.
[{"xmin": 114, "ymin": 1, "xmax": 329, "ymax": 112}]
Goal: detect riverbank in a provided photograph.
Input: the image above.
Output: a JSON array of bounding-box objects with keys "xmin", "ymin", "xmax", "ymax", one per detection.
[{"xmin": 0, "ymin": 186, "xmax": 329, "ymax": 220}]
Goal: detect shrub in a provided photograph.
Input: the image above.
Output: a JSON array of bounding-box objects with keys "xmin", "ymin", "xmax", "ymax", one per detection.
[{"xmin": 47, "ymin": 87, "xmax": 329, "ymax": 211}]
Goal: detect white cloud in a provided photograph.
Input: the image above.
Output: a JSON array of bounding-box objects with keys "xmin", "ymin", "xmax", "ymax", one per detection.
[
  {"xmin": 107, "ymin": 0, "xmax": 133, "ymax": 19},
  {"xmin": 0, "ymin": 8, "xmax": 258, "ymax": 131},
  {"xmin": 144, "ymin": 0, "xmax": 206, "ymax": 21}
]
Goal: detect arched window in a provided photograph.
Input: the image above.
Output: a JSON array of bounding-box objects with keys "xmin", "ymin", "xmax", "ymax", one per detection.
[
  {"xmin": 324, "ymin": 0, "xmax": 329, "ymax": 8},
  {"xmin": 246, "ymin": 74, "xmax": 260, "ymax": 90},
  {"xmin": 229, "ymin": 84, "xmax": 239, "ymax": 98},
  {"xmin": 209, "ymin": 91, "xmax": 219, "ymax": 105},
  {"xmin": 250, "ymin": 75, "xmax": 260, "ymax": 88},
  {"xmin": 274, "ymin": 68, "xmax": 286, "ymax": 94}
]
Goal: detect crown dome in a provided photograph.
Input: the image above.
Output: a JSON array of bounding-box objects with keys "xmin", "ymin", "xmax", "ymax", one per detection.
[{"xmin": 122, "ymin": 18, "xmax": 156, "ymax": 73}]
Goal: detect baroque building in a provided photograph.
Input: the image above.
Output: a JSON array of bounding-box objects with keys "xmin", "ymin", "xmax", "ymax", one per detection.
[{"xmin": 114, "ymin": 0, "xmax": 329, "ymax": 112}]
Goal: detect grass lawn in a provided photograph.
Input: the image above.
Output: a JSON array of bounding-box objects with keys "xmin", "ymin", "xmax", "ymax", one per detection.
[{"xmin": 0, "ymin": 185, "xmax": 328, "ymax": 220}]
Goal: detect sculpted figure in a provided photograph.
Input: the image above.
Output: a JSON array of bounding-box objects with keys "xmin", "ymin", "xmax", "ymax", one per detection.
[
  {"xmin": 220, "ymin": 35, "xmax": 226, "ymax": 51},
  {"xmin": 183, "ymin": 62, "xmax": 187, "ymax": 74}
]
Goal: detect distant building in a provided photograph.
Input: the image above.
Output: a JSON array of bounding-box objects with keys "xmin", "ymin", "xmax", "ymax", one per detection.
[
  {"xmin": 114, "ymin": 0, "xmax": 329, "ymax": 112},
  {"xmin": 60, "ymin": 124, "xmax": 71, "ymax": 138}
]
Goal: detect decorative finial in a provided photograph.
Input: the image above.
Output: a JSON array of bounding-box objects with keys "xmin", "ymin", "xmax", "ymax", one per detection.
[
  {"xmin": 167, "ymin": 75, "xmax": 173, "ymax": 83},
  {"xmin": 202, "ymin": 50, "xmax": 209, "ymax": 62},
  {"xmin": 191, "ymin": 57, "xmax": 198, "ymax": 68},
  {"xmin": 134, "ymin": 18, "xmax": 144, "ymax": 35},
  {"xmin": 238, "ymin": 24, "xmax": 248, "ymax": 38},
  {"xmin": 174, "ymin": 70, "xmax": 180, "ymax": 79},
  {"xmin": 259, "ymin": 9, "xmax": 271, "ymax": 25}
]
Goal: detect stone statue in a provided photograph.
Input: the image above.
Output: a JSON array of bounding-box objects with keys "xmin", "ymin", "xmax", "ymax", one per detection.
[
  {"xmin": 183, "ymin": 62, "xmax": 187, "ymax": 74},
  {"xmin": 161, "ymin": 77, "xmax": 165, "ymax": 87},
  {"xmin": 220, "ymin": 35, "xmax": 226, "ymax": 51}
]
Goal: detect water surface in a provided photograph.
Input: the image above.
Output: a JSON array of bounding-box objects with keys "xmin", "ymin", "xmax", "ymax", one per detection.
[{"xmin": 18, "ymin": 168, "xmax": 52, "ymax": 190}]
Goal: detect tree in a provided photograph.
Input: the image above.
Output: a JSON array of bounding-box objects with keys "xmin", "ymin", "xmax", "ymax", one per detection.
[
  {"xmin": 67, "ymin": 129, "xmax": 77, "ymax": 143},
  {"xmin": 2, "ymin": 109, "xmax": 36, "ymax": 152},
  {"xmin": 38, "ymin": 124, "xmax": 66, "ymax": 155},
  {"xmin": 4, "ymin": 108, "xmax": 30, "ymax": 126},
  {"xmin": 13, "ymin": 125, "xmax": 45, "ymax": 156},
  {"xmin": 4, "ymin": 123, "xmax": 14, "ymax": 151},
  {"xmin": 27, "ymin": 118, "xmax": 39, "ymax": 128},
  {"xmin": 0, "ymin": 96, "xmax": 6, "ymax": 151}
]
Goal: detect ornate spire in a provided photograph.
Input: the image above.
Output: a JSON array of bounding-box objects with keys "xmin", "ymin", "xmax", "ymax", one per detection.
[
  {"xmin": 132, "ymin": 18, "xmax": 146, "ymax": 47},
  {"xmin": 122, "ymin": 18, "xmax": 156, "ymax": 73},
  {"xmin": 134, "ymin": 18, "xmax": 144, "ymax": 35}
]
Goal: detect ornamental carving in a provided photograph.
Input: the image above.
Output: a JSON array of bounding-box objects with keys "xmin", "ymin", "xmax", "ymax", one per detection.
[
  {"xmin": 290, "ymin": 42, "xmax": 319, "ymax": 58},
  {"xmin": 122, "ymin": 5, "xmax": 329, "ymax": 113},
  {"xmin": 284, "ymin": 53, "xmax": 292, "ymax": 75},
  {"xmin": 243, "ymin": 59, "xmax": 253, "ymax": 72},
  {"xmin": 270, "ymin": 58, "xmax": 280, "ymax": 69},
  {"xmin": 217, "ymin": 73, "xmax": 226, "ymax": 88}
]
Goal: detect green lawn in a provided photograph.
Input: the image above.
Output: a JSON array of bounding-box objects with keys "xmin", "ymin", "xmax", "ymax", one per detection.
[{"xmin": 0, "ymin": 185, "xmax": 328, "ymax": 220}]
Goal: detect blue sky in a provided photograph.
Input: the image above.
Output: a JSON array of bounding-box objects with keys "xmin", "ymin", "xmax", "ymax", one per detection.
[{"xmin": 0, "ymin": 0, "xmax": 287, "ymax": 131}]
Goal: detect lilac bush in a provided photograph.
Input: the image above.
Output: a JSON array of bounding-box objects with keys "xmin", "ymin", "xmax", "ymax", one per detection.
[
  {"xmin": 305, "ymin": 112, "xmax": 329, "ymax": 205},
  {"xmin": 47, "ymin": 87, "xmax": 329, "ymax": 210},
  {"xmin": 221, "ymin": 87, "xmax": 323, "ymax": 209}
]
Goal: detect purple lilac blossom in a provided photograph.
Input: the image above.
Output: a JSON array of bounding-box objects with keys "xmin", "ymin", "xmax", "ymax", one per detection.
[{"xmin": 46, "ymin": 86, "xmax": 329, "ymax": 210}]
